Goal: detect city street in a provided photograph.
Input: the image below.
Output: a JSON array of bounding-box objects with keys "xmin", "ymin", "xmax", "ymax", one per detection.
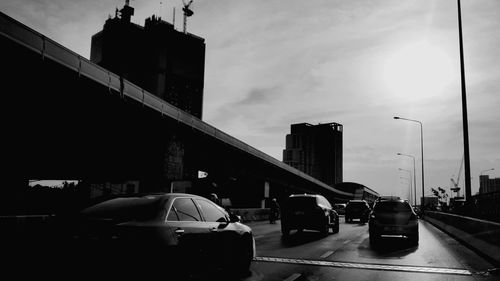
[{"xmin": 240, "ymin": 217, "xmax": 497, "ymax": 281}]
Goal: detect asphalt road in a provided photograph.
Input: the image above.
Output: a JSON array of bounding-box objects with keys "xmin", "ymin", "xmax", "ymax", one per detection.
[{"xmin": 241, "ymin": 217, "xmax": 498, "ymax": 281}]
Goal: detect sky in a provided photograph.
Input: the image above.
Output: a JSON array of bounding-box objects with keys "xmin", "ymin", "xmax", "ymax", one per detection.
[{"xmin": 2, "ymin": 0, "xmax": 499, "ymax": 200}]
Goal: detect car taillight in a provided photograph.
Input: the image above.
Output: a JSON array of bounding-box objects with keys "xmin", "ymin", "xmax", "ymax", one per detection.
[{"xmin": 370, "ymin": 214, "xmax": 376, "ymax": 219}]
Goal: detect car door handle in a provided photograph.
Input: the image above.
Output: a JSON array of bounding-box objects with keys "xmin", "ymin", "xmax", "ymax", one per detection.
[{"xmin": 175, "ymin": 229, "xmax": 185, "ymax": 235}]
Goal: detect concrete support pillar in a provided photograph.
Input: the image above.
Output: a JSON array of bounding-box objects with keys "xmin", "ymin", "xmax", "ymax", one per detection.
[{"xmin": 261, "ymin": 180, "xmax": 270, "ymax": 208}]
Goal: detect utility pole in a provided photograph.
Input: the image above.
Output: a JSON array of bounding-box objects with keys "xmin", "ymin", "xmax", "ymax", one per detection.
[{"xmin": 457, "ymin": 0, "xmax": 472, "ymax": 203}]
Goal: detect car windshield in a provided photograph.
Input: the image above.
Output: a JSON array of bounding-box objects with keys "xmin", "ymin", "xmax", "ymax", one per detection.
[{"xmin": 374, "ymin": 202, "xmax": 411, "ymax": 213}]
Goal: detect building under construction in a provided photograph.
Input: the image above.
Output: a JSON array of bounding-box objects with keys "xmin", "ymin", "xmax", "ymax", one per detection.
[{"xmin": 91, "ymin": 2, "xmax": 205, "ymax": 119}]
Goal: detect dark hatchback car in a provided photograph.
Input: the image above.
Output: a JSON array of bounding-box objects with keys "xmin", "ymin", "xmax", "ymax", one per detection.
[
  {"xmin": 281, "ymin": 194, "xmax": 339, "ymax": 237},
  {"xmin": 345, "ymin": 199, "xmax": 371, "ymax": 223},
  {"xmin": 66, "ymin": 193, "xmax": 255, "ymax": 277},
  {"xmin": 369, "ymin": 197, "xmax": 419, "ymax": 245}
]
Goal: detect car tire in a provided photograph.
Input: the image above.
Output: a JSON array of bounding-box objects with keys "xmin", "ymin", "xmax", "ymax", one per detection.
[
  {"xmin": 233, "ymin": 235, "xmax": 253, "ymax": 277},
  {"xmin": 369, "ymin": 233, "xmax": 379, "ymax": 246},
  {"xmin": 281, "ymin": 224, "xmax": 290, "ymax": 237},
  {"xmin": 332, "ymin": 217, "xmax": 340, "ymax": 233},
  {"xmin": 321, "ymin": 216, "xmax": 330, "ymax": 236},
  {"xmin": 409, "ymin": 233, "xmax": 419, "ymax": 245}
]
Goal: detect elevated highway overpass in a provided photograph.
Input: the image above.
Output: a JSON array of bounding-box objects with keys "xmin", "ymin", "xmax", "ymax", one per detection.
[{"xmin": 1, "ymin": 11, "xmax": 353, "ymax": 209}]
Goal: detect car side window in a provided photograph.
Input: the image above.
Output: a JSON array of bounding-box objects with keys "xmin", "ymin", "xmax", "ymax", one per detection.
[
  {"xmin": 195, "ymin": 199, "xmax": 227, "ymax": 222},
  {"xmin": 167, "ymin": 198, "xmax": 202, "ymax": 221}
]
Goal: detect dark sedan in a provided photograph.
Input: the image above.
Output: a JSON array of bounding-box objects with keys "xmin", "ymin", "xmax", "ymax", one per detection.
[
  {"xmin": 68, "ymin": 193, "xmax": 255, "ymax": 277},
  {"xmin": 281, "ymin": 194, "xmax": 340, "ymax": 237}
]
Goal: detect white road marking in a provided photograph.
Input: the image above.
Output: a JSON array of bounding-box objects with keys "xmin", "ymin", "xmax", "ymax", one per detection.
[
  {"xmin": 320, "ymin": 250, "xmax": 335, "ymax": 259},
  {"xmin": 253, "ymin": 256, "xmax": 471, "ymax": 276},
  {"xmin": 342, "ymin": 239, "xmax": 351, "ymax": 244},
  {"xmin": 283, "ymin": 273, "xmax": 302, "ymax": 281}
]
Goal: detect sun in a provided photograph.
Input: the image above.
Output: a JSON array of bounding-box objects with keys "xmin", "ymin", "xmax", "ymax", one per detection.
[{"xmin": 382, "ymin": 41, "xmax": 454, "ymax": 101}]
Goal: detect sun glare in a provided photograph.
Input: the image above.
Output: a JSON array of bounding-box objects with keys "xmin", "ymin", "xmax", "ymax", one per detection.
[{"xmin": 382, "ymin": 41, "xmax": 454, "ymax": 101}]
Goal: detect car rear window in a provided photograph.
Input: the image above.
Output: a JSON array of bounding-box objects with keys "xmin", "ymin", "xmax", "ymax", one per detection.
[
  {"xmin": 81, "ymin": 196, "xmax": 161, "ymax": 222},
  {"xmin": 347, "ymin": 202, "xmax": 366, "ymax": 207},
  {"xmin": 287, "ymin": 197, "xmax": 317, "ymax": 209},
  {"xmin": 374, "ymin": 202, "xmax": 411, "ymax": 212}
]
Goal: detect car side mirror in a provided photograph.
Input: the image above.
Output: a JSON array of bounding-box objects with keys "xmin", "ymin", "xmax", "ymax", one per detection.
[{"xmin": 229, "ymin": 213, "xmax": 241, "ymax": 223}]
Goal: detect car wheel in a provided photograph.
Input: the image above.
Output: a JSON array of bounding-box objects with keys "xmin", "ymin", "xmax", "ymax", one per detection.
[
  {"xmin": 332, "ymin": 217, "xmax": 340, "ymax": 233},
  {"xmin": 369, "ymin": 232, "xmax": 379, "ymax": 246},
  {"xmin": 409, "ymin": 233, "xmax": 419, "ymax": 245},
  {"xmin": 233, "ymin": 235, "xmax": 253, "ymax": 277},
  {"xmin": 321, "ymin": 217, "xmax": 330, "ymax": 236},
  {"xmin": 281, "ymin": 224, "xmax": 290, "ymax": 237}
]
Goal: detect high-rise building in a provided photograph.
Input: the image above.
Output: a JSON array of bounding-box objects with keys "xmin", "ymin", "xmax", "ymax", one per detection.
[
  {"xmin": 283, "ymin": 122, "xmax": 343, "ymax": 186},
  {"xmin": 90, "ymin": 3, "xmax": 205, "ymax": 119},
  {"xmin": 479, "ymin": 175, "xmax": 500, "ymax": 194}
]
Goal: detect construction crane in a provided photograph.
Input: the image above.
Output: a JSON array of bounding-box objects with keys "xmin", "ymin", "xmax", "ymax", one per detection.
[
  {"xmin": 450, "ymin": 155, "xmax": 464, "ymax": 197},
  {"xmin": 182, "ymin": 0, "xmax": 194, "ymax": 34}
]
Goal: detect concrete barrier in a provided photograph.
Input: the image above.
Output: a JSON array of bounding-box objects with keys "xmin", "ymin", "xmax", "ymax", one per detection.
[
  {"xmin": 424, "ymin": 211, "xmax": 500, "ymax": 266},
  {"xmin": 230, "ymin": 208, "xmax": 271, "ymax": 222}
]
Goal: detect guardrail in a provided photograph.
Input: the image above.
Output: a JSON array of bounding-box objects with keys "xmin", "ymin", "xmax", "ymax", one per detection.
[{"xmin": 424, "ymin": 211, "xmax": 500, "ymax": 266}]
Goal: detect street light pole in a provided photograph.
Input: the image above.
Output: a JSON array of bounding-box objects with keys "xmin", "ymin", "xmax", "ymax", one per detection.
[
  {"xmin": 457, "ymin": 0, "xmax": 472, "ymax": 204},
  {"xmin": 398, "ymin": 153, "xmax": 417, "ymax": 207},
  {"xmin": 394, "ymin": 116, "xmax": 425, "ymax": 208}
]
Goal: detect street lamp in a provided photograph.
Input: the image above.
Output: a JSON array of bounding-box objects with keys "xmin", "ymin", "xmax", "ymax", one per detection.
[
  {"xmin": 457, "ymin": 0, "xmax": 473, "ymax": 204},
  {"xmin": 399, "ymin": 168, "xmax": 412, "ymax": 203},
  {"xmin": 398, "ymin": 153, "xmax": 417, "ymax": 207},
  {"xmin": 394, "ymin": 116, "xmax": 425, "ymax": 208}
]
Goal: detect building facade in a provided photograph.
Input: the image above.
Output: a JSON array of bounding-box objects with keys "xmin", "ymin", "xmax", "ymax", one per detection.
[
  {"xmin": 90, "ymin": 3, "xmax": 205, "ymax": 119},
  {"xmin": 283, "ymin": 122, "xmax": 343, "ymax": 186},
  {"xmin": 479, "ymin": 175, "xmax": 500, "ymax": 194}
]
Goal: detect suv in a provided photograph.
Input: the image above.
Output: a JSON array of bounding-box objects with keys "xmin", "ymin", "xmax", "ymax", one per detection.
[
  {"xmin": 281, "ymin": 194, "xmax": 339, "ymax": 237},
  {"xmin": 345, "ymin": 200, "xmax": 370, "ymax": 223},
  {"xmin": 369, "ymin": 197, "xmax": 419, "ymax": 245}
]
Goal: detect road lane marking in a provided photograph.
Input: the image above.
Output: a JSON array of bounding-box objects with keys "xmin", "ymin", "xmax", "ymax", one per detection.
[
  {"xmin": 320, "ymin": 250, "xmax": 335, "ymax": 259},
  {"xmin": 283, "ymin": 273, "xmax": 301, "ymax": 281},
  {"xmin": 342, "ymin": 239, "xmax": 351, "ymax": 244},
  {"xmin": 253, "ymin": 257, "xmax": 471, "ymax": 276}
]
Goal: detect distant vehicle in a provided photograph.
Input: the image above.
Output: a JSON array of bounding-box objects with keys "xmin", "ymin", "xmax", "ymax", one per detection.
[
  {"xmin": 281, "ymin": 194, "xmax": 339, "ymax": 237},
  {"xmin": 334, "ymin": 203, "xmax": 346, "ymax": 215},
  {"xmin": 345, "ymin": 199, "xmax": 370, "ymax": 223},
  {"xmin": 369, "ymin": 197, "xmax": 419, "ymax": 245},
  {"xmin": 69, "ymin": 193, "xmax": 255, "ymax": 277}
]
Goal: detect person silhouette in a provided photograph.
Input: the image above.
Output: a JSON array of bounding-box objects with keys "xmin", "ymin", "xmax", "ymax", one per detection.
[
  {"xmin": 269, "ymin": 198, "xmax": 280, "ymax": 224},
  {"xmin": 209, "ymin": 193, "xmax": 221, "ymax": 206}
]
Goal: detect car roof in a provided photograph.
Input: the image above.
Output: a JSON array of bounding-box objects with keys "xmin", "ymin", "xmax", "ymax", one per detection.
[
  {"xmin": 377, "ymin": 196, "xmax": 401, "ymax": 201},
  {"xmin": 347, "ymin": 199, "xmax": 366, "ymax": 203},
  {"xmin": 85, "ymin": 192, "xmax": 208, "ymax": 206},
  {"xmin": 289, "ymin": 193, "xmax": 319, "ymax": 198},
  {"xmin": 376, "ymin": 198, "xmax": 407, "ymax": 203}
]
